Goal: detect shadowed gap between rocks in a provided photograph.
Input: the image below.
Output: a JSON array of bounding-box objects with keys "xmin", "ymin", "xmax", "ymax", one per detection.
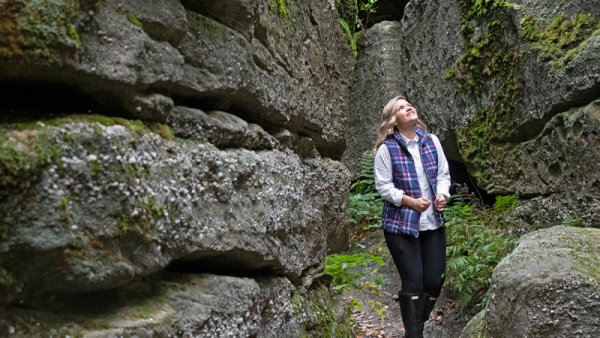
[
  {"xmin": 170, "ymin": 90, "xmax": 339, "ymax": 158},
  {"xmin": 512, "ymin": 84, "xmax": 600, "ymax": 142},
  {"xmin": 171, "ymin": 88, "xmax": 288, "ymax": 129},
  {"xmin": 359, "ymin": 0, "xmax": 411, "ymax": 28},
  {"xmin": 0, "ymin": 80, "xmax": 108, "ymax": 122},
  {"xmin": 448, "ymin": 159, "xmax": 494, "ymax": 206},
  {"xmin": 0, "ymin": 80, "xmax": 322, "ymax": 156},
  {"xmin": 166, "ymin": 249, "xmax": 290, "ymax": 280}
]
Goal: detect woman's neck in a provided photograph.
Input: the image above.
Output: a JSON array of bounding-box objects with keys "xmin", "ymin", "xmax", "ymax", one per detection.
[{"xmin": 397, "ymin": 126, "xmax": 417, "ymax": 140}]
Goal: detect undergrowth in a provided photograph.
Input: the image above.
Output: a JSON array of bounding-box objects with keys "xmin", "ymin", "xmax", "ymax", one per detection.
[
  {"xmin": 444, "ymin": 194, "xmax": 519, "ymax": 311},
  {"xmin": 324, "ymin": 253, "xmax": 384, "ymax": 294},
  {"xmin": 325, "ymin": 151, "xmax": 384, "ymax": 294},
  {"xmin": 348, "ymin": 151, "xmax": 383, "ymax": 230}
]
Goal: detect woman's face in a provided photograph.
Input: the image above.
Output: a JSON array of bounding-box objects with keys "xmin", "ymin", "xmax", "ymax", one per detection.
[{"xmin": 394, "ymin": 99, "xmax": 418, "ymax": 128}]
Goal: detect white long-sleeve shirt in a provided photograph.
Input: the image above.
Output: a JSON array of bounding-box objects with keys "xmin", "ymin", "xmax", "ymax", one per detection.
[{"xmin": 374, "ymin": 133, "xmax": 451, "ymax": 231}]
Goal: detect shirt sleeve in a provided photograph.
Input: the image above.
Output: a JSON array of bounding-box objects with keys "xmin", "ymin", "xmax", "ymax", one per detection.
[
  {"xmin": 430, "ymin": 134, "xmax": 451, "ymax": 198},
  {"xmin": 374, "ymin": 144, "xmax": 404, "ymax": 206}
]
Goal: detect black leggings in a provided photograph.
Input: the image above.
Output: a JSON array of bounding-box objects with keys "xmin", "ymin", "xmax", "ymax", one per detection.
[{"xmin": 384, "ymin": 227, "xmax": 446, "ymax": 297}]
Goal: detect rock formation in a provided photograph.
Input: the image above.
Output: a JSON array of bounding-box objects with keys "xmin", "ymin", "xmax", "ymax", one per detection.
[
  {"xmin": 0, "ymin": 0, "xmax": 355, "ymax": 336},
  {"xmin": 460, "ymin": 226, "xmax": 600, "ymax": 338}
]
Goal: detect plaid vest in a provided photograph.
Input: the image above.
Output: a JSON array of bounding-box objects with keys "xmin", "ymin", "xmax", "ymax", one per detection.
[{"xmin": 381, "ymin": 129, "xmax": 444, "ymax": 237}]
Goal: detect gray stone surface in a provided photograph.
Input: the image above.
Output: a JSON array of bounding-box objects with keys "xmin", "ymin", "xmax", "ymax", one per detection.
[
  {"xmin": 0, "ymin": 0, "xmax": 355, "ymax": 335},
  {"xmin": 0, "ymin": 272, "xmax": 335, "ymax": 338},
  {"xmin": 0, "ymin": 0, "xmax": 354, "ymax": 159},
  {"xmin": 0, "ymin": 119, "xmax": 350, "ymax": 302},
  {"xmin": 460, "ymin": 226, "xmax": 600, "ymax": 338},
  {"xmin": 342, "ymin": 21, "xmax": 404, "ymax": 176}
]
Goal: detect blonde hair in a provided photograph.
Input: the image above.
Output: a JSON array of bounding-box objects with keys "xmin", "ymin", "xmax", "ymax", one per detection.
[{"xmin": 373, "ymin": 95, "xmax": 427, "ymax": 150}]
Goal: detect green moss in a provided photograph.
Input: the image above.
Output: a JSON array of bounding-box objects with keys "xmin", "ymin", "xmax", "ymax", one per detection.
[
  {"xmin": 61, "ymin": 195, "xmax": 73, "ymax": 225},
  {"xmin": 12, "ymin": 114, "xmax": 148, "ymax": 136},
  {"xmin": 116, "ymin": 215, "xmax": 129, "ymax": 233},
  {"xmin": 0, "ymin": 130, "xmax": 62, "ymax": 187},
  {"xmin": 89, "ymin": 159, "xmax": 103, "ymax": 178},
  {"xmin": 0, "ymin": 0, "xmax": 81, "ymax": 62},
  {"xmin": 34, "ymin": 131, "xmax": 61, "ymax": 165},
  {"xmin": 520, "ymin": 13, "xmax": 600, "ymax": 67},
  {"xmin": 563, "ymin": 229, "xmax": 600, "ymax": 282},
  {"xmin": 444, "ymin": 66, "xmax": 456, "ymax": 79},
  {"xmin": 148, "ymin": 122, "xmax": 174, "ymax": 141},
  {"xmin": 450, "ymin": 0, "xmax": 524, "ymax": 187},
  {"xmin": 0, "ymin": 137, "xmax": 30, "ymax": 183},
  {"xmin": 0, "ymin": 267, "xmax": 13, "ymax": 290},
  {"xmin": 0, "ymin": 222, "xmax": 8, "ymax": 241},
  {"xmin": 271, "ymin": 0, "xmax": 291, "ymax": 22},
  {"xmin": 303, "ymin": 286, "xmax": 354, "ymax": 337},
  {"xmin": 116, "ymin": 197, "xmax": 163, "ymax": 239},
  {"xmin": 125, "ymin": 11, "xmax": 143, "ymax": 27},
  {"xmin": 65, "ymin": 21, "xmax": 80, "ymax": 45},
  {"xmin": 292, "ymin": 291, "xmax": 302, "ymax": 315},
  {"xmin": 338, "ymin": 18, "xmax": 357, "ymax": 57},
  {"xmin": 142, "ymin": 196, "xmax": 164, "ymax": 219}
]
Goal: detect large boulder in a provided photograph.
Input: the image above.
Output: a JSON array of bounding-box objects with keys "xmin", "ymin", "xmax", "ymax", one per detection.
[{"xmin": 460, "ymin": 226, "xmax": 600, "ymax": 338}]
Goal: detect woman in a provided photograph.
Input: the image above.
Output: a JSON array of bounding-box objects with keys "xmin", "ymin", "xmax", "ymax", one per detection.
[{"xmin": 373, "ymin": 95, "xmax": 451, "ymax": 338}]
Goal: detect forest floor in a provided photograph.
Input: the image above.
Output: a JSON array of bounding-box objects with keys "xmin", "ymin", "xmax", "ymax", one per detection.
[{"xmin": 335, "ymin": 227, "xmax": 470, "ymax": 338}]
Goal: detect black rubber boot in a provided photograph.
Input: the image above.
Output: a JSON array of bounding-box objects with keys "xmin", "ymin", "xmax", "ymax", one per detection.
[
  {"xmin": 398, "ymin": 293, "xmax": 424, "ymax": 338},
  {"xmin": 421, "ymin": 293, "xmax": 438, "ymax": 334}
]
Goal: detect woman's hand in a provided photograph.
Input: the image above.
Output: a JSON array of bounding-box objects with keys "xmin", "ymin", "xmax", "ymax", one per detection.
[
  {"xmin": 410, "ymin": 197, "xmax": 431, "ymax": 212},
  {"xmin": 434, "ymin": 194, "xmax": 447, "ymax": 211}
]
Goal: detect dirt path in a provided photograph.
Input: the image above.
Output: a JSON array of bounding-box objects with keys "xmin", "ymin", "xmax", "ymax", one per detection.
[{"xmin": 335, "ymin": 229, "xmax": 466, "ymax": 338}]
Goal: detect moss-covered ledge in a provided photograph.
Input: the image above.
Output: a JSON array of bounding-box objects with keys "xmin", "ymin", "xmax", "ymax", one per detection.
[{"xmin": 0, "ymin": 115, "xmax": 172, "ymax": 188}]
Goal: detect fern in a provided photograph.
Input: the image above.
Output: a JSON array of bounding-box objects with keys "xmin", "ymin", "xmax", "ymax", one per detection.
[
  {"xmin": 349, "ymin": 151, "xmax": 383, "ymax": 228},
  {"xmin": 445, "ymin": 199, "xmax": 518, "ymax": 310},
  {"xmin": 492, "ymin": 194, "xmax": 517, "ymax": 213},
  {"xmin": 324, "ymin": 253, "xmax": 385, "ymax": 293}
]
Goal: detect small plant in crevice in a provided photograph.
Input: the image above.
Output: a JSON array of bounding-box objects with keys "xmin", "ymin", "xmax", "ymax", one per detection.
[
  {"xmin": 349, "ymin": 151, "xmax": 383, "ymax": 230},
  {"xmin": 359, "ymin": 0, "xmax": 379, "ymax": 29},
  {"xmin": 368, "ymin": 299, "xmax": 387, "ymax": 321},
  {"xmin": 561, "ymin": 216, "xmax": 582, "ymax": 227},
  {"xmin": 444, "ymin": 194, "xmax": 519, "ymax": 312},
  {"xmin": 324, "ymin": 253, "xmax": 384, "ymax": 294},
  {"xmin": 271, "ymin": 0, "xmax": 291, "ymax": 22},
  {"xmin": 337, "ymin": 0, "xmax": 381, "ymax": 57},
  {"xmin": 125, "ymin": 11, "xmax": 143, "ymax": 27},
  {"xmin": 339, "ymin": 18, "xmax": 358, "ymax": 57}
]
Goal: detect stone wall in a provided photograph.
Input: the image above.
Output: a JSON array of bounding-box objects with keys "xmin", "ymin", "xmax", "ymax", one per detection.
[{"xmin": 0, "ymin": 0, "xmax": 355, "ymax": 335}]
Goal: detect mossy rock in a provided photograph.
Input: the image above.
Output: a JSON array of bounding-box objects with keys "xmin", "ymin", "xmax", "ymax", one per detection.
[{"xmin": 0, "ymin": 0, "xmax": 82, "ymax": 63}]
